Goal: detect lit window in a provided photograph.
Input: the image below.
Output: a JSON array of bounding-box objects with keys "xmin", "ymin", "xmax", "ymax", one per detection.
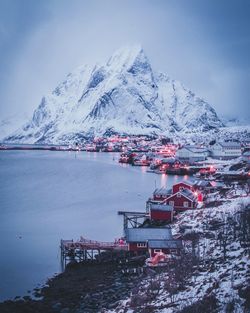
[{"xmin": 137, "ymin": 243, "xmax": 147, "ymax": 248}]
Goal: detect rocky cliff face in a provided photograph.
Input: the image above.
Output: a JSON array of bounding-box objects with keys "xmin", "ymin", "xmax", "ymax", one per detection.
[{"xmin": 3, "ymin": 45, "xmax": 223, "ymax": 143}]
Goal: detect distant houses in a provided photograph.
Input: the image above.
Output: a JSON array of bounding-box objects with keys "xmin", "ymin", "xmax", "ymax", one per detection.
[
  {"xmin": 116, "ymin": 138, "xmax": 245, "ymax": 172},
  {"xmin": 175, "ymin": 142, "xmax": 243, "ymax": 163},
  {"xmin": 209, "ymin": 142, "xmax": 242, "ymax": 160},
  {"xmin": 160, "ymin": 157, "xmax": 183, "ymax": 170},
  {"xmin": 176, "ymin": 146, "xmax": 208, "ymax": 163}
]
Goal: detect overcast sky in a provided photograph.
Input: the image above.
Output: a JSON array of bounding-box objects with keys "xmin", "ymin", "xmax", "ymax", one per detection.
[{"xmin": 0, "ymin": 0, "xmax": 249, "ymax": 121}]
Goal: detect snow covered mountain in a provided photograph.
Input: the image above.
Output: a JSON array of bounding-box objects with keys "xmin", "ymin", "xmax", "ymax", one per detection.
[{"xmin": 3, "ymin": 45, "xmax": 224, "ymax": 144}]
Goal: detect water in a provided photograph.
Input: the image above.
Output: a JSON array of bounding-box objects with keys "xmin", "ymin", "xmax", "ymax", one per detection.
[{"xmin": 0, "ymin": 150, "xmax": 189, "ymax": 301}]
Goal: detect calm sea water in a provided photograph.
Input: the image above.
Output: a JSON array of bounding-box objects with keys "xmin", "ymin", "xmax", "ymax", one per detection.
[{"xmin": 0, "ymin": 151, "xmax": 189, "ymax": 301}]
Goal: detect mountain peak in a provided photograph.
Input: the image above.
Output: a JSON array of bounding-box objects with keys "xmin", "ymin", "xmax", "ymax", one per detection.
[
  {"xmin": 106, "ymin": 44, "xmax": 150, "ymax": 74},
  {"xmin": 2, "ymin": 45, "xmax": 224, "ymax": 143}
]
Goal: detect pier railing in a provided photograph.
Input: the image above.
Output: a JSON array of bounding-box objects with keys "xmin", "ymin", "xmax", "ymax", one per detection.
[
  {"xmin": 61, "ymin": 237, "xmax": 128, "ymax": 251},
  {"xmin": 60, "ymin": 237, "xmax": 129, "ymax": 268}
]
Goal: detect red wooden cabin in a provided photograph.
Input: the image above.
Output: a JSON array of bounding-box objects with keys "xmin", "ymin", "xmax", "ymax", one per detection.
[
  {"xmin": 149, "ymin": 203, "xmax": 173, "ymax": 222},
  {"xmin": 172, "ymin": 181, "xmax": 195, "ymax": 194},
  {"xmin": 153, "ymin": 187, "xmax": 172, "ymax": 202},
  {"xmin": 125, "ymin": 227, "xmax": 173, "ymax": 254},
  {"xmin": 165, "ymin": 189, "xmax": 198, "ymax": 212}
]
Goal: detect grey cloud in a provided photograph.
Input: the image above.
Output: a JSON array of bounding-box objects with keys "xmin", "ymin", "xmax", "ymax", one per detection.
[{"xmin": 0, "ymin": 0, "xmax": 249, "ymax": 121}]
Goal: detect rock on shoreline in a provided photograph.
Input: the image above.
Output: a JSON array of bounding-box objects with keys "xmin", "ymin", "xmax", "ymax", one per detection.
[{"xmin": 0, "ymin": 262, "xmax": 144, "ymax": 313}]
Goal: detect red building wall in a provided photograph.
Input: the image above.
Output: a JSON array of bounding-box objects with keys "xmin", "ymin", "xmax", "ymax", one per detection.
[
  {"xmin": 150, "ymin": 209, "xmax": 173, "ymax": 222},
  {"xmin": 128, "ymin": 242, "xmax": 148, "ymax": 252},
  {"xmin": 165, "ymin": 193, "xmax": 195, "ymax": 211},
  {"xmin": 172, "ymin": 182, "xmax": 194, "ymax": 194}
]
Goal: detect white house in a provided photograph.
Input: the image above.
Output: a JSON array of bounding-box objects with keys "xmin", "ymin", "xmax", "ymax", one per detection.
[
  {"xmin": 209, "ymin": 142, "xmax": 242, "ymax": 160},
  {"xmin": 176, "ymin": 146, "xmax": 208, "ymax": 163}
]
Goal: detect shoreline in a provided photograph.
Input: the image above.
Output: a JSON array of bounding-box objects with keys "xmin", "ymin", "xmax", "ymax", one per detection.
[
  {"xmin": 1, "ymin": 196, "xmax": 249, "ymax": 312},
  {"xmin": 0, "ymin": 261, "xmax": 144, "ymax": 313}
]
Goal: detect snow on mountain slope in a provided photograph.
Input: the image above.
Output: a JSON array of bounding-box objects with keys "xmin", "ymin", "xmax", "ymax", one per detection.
[
  {"xmin": 3, "ymin": 45, "xmax": 224, "ymax": 144},
  {"xmin": 221, "ymin": 116, "xmax": 250, "ymax": 127},
  {"xmin": 0, "ymin": 113, "xmax": 30, "ymax": 141}
]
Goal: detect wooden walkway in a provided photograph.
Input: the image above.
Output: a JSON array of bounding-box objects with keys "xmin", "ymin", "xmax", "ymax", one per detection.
[{"xmin": 60, "ymin": 237, "xmax": 128, "ymax": 266}]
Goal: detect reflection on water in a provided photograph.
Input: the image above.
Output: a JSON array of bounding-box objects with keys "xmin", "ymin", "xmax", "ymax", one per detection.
[
  {"xmin": 141, "ymin": 166, "xmax": 147, "ymax": 174},
  {"xmin": 173, "ymin": 175, "xmax": 179, "ymax": 182},
  {"xmin": 160, "ymin": 173, "xmax": 167, "ymax": 187}
]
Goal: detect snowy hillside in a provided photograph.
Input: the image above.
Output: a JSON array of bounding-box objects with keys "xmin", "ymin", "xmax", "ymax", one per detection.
[
  {"xmin": 173, "ymin": 124, "xmax": 250, "ymax": 145},
  {"xmin": 221, "ymin": 117, "xmax": 250, "ymax": 127},
  {"xmin": 3, "ymin": 45, "xmax": 224, "ymax": 144},
  {"xmin": 109, "ymin": 195, "xmax": 250, "ymax": 313}
]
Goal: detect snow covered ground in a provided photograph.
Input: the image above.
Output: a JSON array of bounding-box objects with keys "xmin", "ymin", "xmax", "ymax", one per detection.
[
  {"xmin": 107, "ymin": 190, "xmax": 250, "ymax": 313},
  {"xmin": 174, "ymin": 125, "xmax": 250, "ymax": 145}
]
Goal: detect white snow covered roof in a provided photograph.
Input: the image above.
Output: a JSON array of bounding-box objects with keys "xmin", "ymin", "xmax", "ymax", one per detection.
[
  {"xmin": 218, "ymin": 142, "xmax": 241, "ymax": 148},
  {"xmin": 154, "ymin": 187, "xmax": 172, "ymax": 196},
  {"xmin": 150, "ymin": 203, "xmax": 173, "ymax": 212},
  {"xmin": 125, "ymin": 227, "xmax": 172, "ymax": 242},
  {"xmin": 184, "ymin": 146, "xmax": 208, "ymax": 153}
]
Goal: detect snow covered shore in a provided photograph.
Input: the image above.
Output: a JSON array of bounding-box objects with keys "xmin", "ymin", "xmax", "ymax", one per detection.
[{"xmin": 109, "ymin": 195, "xmax": 250, "ymax": 313}]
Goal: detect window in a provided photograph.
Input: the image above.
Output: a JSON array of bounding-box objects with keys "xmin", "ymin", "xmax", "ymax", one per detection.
[
  {"xmin": 177, "ymin": 193, "xmax": 181, "ymax": 198},
  {"xmin": 169, "ymin": 201, "xmax": 174, "ymax": 207},
  {"xmin": 154, "ymin": 249, "xmax": 162, "ymax": 253},
  {"xmin": 183, "ymin": 201, "xmax": 189, "ymax": 208},
  {"xmin": 137, "ymin": 243, "xmax": 147, "ymax": 248},
  {"xmin": 179, "ymin": 187, "xmax": 184, "ymax": 191}
]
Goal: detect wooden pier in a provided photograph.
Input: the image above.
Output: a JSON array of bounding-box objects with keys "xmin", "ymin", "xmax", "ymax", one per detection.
[{"xmin": 60, "ymin": 237, "xmax": 128, "ymax": 267}]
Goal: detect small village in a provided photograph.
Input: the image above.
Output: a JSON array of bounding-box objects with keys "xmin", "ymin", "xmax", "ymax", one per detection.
[
  {"xmin": 57, "ymin": 140, "xmax": 250, "ymax": 312},
  {"xmin": 61, "ymin": 137, "xmax": 250, "ymax": 269}
]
